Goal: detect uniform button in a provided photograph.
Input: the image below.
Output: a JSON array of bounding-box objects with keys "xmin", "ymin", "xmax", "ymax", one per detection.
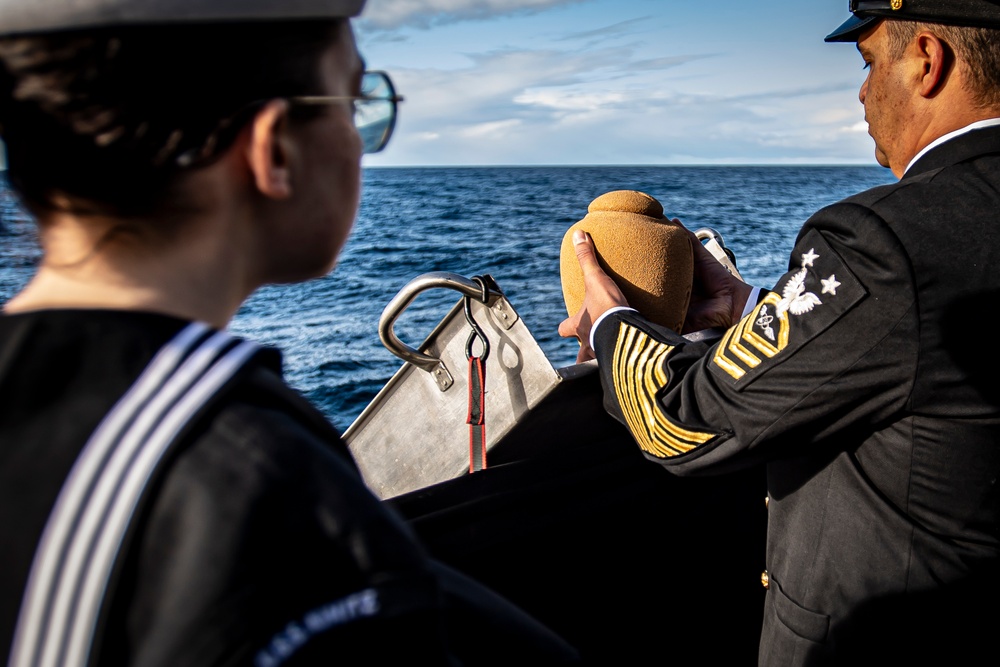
[{"xmin": 761, "ymin": 571, "xmax": 770, "ymax": 589}]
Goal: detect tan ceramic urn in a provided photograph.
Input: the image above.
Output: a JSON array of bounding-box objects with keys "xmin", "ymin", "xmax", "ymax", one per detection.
[{"xmin": 559, "ymin": 189, "xmax": 694, "ymax": 333}]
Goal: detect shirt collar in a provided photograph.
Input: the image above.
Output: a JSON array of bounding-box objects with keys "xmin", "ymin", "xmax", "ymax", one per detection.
[{"xmin": 904, "ymin": 118, "xmax": 1000, "ymax": 175}]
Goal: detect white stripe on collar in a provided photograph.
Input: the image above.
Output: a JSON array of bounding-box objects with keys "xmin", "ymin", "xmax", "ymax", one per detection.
[
  {"xmin": 905, "ymin": 117, "xmax": 1000, "ymax": 175},
  {"xmin": 10, "ymin": 323, "xmax": 259, "ymax": 667}
]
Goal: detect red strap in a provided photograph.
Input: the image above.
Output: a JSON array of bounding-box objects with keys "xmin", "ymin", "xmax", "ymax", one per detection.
[{"xmin": 467, "ymin": 356, "xmax": 486, "ymax": 472}]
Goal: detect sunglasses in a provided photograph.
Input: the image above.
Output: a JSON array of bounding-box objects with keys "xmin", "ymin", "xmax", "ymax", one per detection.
[
  {"xmin": 175, "ymin": 70, "xmax": 403, "ymax": 167},
  {"xmin": 286, "ymin": 70, "xmax": 403, "ymax": 154}
]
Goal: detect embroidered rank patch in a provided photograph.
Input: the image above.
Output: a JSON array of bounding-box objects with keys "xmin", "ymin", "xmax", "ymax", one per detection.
[
  {"xmin": 612, "ymin": 321, "xmax": 718, "ymax": 458},
  {"xmin": 712, "ymin": 228, "xmax": 865, "ymax": 387}
]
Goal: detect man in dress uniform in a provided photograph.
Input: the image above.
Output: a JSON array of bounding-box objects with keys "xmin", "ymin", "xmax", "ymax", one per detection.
[{"xmin": 561, "ymin": 1, "xmax": 1000, "ymax": 664}]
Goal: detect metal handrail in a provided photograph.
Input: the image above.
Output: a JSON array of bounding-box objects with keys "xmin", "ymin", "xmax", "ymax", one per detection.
[{"xmin": 378, "ymin": 271, "xmax": 491, "ymax": 373}]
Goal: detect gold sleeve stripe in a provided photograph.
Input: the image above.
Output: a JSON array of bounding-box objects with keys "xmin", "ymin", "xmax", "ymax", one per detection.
[
  {"xmin": 612, "ymin": 322, "xmax": 716, "ymax": 459},
  {"xmin": 743, "ymin": 327, "xmax": 780, "ymax": 357},
  {"xmin": 619, "ymin": 326, "xmax": 663, "ymax": 451},
  {"xmin": 714, "ymin": 292, "xmax": 793, "ymax": 380},
  {"xmin": 713, "ymin": 326, "xmax": 747, "ymax": 380},
  {"xmin": 726, "ymin": 316, "xmax": 763, "ymax": 368},
  {"xmin": 742, "ymin": 292, "xmax": 786, "ymax": 355}
]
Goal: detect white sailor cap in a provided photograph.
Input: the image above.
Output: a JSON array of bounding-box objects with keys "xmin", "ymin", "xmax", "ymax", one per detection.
[{"xmin": 0, "ymin": 0, "xmax": 367, "ymax": 37}]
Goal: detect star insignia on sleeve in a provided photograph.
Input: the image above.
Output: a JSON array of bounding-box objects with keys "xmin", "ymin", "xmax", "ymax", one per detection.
[
  {"xmin": 712, "ymin": 229, "xmax": 864, "ymax": 386},
  {"xmin": 821, "ymin": 275, "xmax": 841, "ymax": 296}
]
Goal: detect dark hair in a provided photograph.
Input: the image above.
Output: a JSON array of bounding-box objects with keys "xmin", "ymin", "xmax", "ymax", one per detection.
[
  {"xmin": 0, "ymin": 19, "xmax": 343, "ymax": 217},
  {"xmin": 884, "ymin": 20, "xmax": 1000, "ymax": 109}
]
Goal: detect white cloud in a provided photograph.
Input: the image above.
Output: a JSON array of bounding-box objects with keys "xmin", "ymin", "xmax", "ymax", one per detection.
[
  {"xmin": 458, "ymin": 119, "xmax": 523, "ymax": 138},
  {"xmin": 514, "ymin": 89, "xmax": 627, "ymax": 111},
  {"xmin": 812, "ymin": 107, "xmax": 860, "ymax": 124},
  {"xmin": 555, "ymin": 17, "xmax": 651, "ymax": 43},
  {"xmin": 363, "ymin": 38, "xmax": 870, "ymax": 166},
  {"xmin": 359, "ymin": 0, "xmax": 588, "ymax": 30},
  {"xmin": 353, "ymin": 0, "xmax": 880, "ymax": 165}
]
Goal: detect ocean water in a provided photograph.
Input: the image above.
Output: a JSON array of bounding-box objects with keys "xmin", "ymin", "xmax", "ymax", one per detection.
[{"xmin": 0, "ymin": 165, "xmax": 897, "ymax": 431}]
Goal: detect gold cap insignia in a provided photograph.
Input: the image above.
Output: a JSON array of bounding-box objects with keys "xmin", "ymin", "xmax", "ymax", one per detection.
[{"xmin": 891, "ymin": 0, "xmax": 903, "ymax": 10}]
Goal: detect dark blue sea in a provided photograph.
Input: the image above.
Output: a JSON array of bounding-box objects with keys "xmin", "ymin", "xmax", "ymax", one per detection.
[{"xmin": 0, "ymin": 166, "xmax": 896, "ymax": 431}]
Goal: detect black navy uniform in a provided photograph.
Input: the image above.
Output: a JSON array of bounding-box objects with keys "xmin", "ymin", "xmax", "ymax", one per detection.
[
  {"xmin": 591, "ymin": 125, "xmax": 1000, "ymax": 664},
  {"xmin": 0, "ymin": 310, "xmax": 578, "ymax": 666}
]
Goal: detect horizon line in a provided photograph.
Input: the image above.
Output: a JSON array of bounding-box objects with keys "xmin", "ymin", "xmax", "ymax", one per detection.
[
  {"xmin": 361, "ymin": 162, "xmax": 883, "ymax": 169},
  {"xmin": 0, "ymin": 162, "xmax": 886, "ymax": 172}
]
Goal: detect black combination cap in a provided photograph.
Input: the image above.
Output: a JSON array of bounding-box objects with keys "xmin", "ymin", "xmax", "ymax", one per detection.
[{"xmin": 826, "ymin": 0, "xmax": 1000, "ymax": 42}]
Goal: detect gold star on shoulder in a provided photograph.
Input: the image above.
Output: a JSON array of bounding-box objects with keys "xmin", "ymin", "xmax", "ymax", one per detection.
[{"xmin": 821, "ymin": 275, "xmax": 841, "ymax": 296}]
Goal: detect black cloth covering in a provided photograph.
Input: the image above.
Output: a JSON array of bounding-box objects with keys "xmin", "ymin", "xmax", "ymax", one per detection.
[{"xmin": 0, "ymin": 309, "xmax": 579, "ymax": 666}]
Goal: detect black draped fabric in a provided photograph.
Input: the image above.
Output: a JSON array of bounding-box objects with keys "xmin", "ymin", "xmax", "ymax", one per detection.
[{"xmin": 0, "ymin": 309, "xmax": 578, "ymax": 666}]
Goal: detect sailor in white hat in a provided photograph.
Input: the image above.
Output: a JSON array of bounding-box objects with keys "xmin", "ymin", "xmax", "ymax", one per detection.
[{"xmin": 0, "ymin": 2, "xmax": 580, "ymax": 666}]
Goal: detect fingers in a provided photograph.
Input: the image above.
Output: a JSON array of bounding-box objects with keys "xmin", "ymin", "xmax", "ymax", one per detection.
[
  {"xmin": 557, "ymin": 315, "xmax": 577, "ymax": 340},
  {"xmin": 558, "ymin": 314, "xmax": 594, "ymax": 363},
  {"xmin": 572, "ymin": 230, "xmax": 602, "ymax": 277},
  {"xmin": 572, "ymin": 230, "xmax": 629, "ymax": 306},
  {"xmin": 559, "ymin": 229, "xmax": 629, "ymax": 363}
]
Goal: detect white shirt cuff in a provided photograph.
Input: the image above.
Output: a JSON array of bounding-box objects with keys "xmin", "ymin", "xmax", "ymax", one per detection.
[
  {"xmin": 741, "ymin": 286, "xmax": 762, "ymax": 320},
  {"xmin": 590, "ymin": 288, "xmax": 762, "ymax": 353},
  {"xmin": 590, "ymin": 306, "xmax": 638, "ymax": 351}
]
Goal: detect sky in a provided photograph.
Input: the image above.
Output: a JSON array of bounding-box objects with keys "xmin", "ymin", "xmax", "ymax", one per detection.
[{"xmin": 354, "ymin": 0, "xmax": 878, "ymax": 167}]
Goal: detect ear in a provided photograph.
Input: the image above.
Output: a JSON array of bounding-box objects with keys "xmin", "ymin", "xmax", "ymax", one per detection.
[
  {"xmin": 915, "ymin": 31, "xmax": 950, "ymax": 98},
  {"xmin": 245, "ymin": 99, "xmax": 294, "ymax": 199}
]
